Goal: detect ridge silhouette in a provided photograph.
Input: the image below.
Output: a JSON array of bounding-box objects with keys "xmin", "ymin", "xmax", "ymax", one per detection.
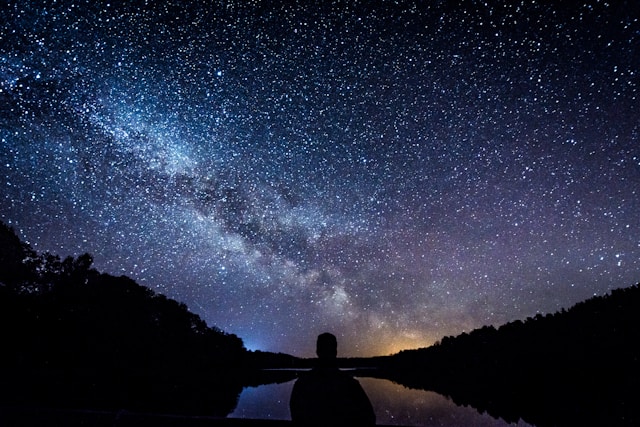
[{"xmin": 3, "ymin": 220, "xmax": 639, "ymax": 426}]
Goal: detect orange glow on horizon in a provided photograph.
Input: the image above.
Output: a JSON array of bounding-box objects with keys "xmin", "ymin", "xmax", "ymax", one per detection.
[{"xmin": 362, "ymin": 335, "xmax": 437, "ymax": 357}]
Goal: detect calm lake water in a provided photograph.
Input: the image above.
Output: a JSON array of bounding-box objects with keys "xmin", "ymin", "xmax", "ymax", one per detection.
[{"xmin": 229, "ymin": 376, "xmax": 534, "ymax": 426}]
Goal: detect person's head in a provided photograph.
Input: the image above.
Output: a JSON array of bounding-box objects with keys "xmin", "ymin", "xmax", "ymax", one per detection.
[{"xmin": 316, "ymin": 332, "xmax": 338, "ymax": 360}]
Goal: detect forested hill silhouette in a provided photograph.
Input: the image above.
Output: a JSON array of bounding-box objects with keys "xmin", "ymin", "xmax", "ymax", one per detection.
[
  {"xmin": 0, "ymin": 221, "xmax": 255, "ymax": 415},
  {"xmin": 380, "ymin": 282, "xmax": 640, "ymax": 426},
  {"xmin": 4, "ymin": 221, "xmax": 640, "ymax": 425}
]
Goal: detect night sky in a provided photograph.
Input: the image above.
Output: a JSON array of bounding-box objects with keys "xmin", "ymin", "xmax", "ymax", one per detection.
[{"xmin": 2, "ymin": 1, "xmax": 639, "ymax": 357}]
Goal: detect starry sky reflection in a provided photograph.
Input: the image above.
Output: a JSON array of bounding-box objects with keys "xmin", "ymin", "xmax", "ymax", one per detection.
[{"xmin": 1, "ymin": 1, "xmax": 639, "ymax": 356}]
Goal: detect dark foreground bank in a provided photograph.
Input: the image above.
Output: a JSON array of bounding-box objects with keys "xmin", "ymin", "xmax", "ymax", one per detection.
[{"xmin": 0, "ymin": 407, "xmax": 401, "ymax": 427}]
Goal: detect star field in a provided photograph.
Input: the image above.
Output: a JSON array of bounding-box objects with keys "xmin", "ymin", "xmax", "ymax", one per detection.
[{"xmin": 1, "ymin": 1, "xmax": 639, "ymax": 356}]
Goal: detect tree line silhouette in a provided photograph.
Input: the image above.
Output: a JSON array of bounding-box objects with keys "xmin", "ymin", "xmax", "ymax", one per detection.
[
  {"xmin": 0, "ymin": 222, "xmax": 253, "ymax": 415},
  {"xmin": 376, "ymin": 282, "xmax": 640, "ymax": 426},
  {"xmin": 3, "ymin": 220, "xmax": 639, "ymax": 425}
]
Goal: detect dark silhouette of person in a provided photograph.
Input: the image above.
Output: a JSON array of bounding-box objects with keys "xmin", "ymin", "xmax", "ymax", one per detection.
[{"xmin": 290, "ymin": 333, "xmax": 376, "ymax": 426}]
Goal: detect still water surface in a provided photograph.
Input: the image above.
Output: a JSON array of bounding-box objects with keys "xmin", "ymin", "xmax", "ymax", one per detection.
[{"xmin": 229, "ymin": 376, "xmax": 534, "ymax": 426}]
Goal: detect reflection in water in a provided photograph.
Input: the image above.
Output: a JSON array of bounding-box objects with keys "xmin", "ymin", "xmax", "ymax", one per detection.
[
  {"xmin": 229, "ymin": 380, "xmax": 296, "ymax": 420},
  {"xmin": 359, "ymin": 377, "xmax": 532, "ymax": 427},
  {"xmin": 229, "ymin": 376, "xmax": 534, "ymax": 426}
]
